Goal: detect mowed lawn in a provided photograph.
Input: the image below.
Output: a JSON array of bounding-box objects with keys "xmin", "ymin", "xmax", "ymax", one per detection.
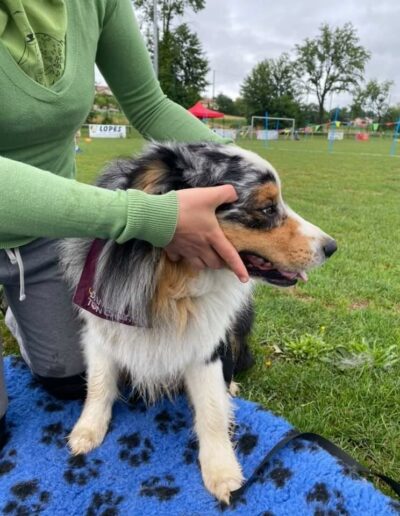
[{"xmin": 2, "ymin": 134, "xmax": 400, "ymax": 489}]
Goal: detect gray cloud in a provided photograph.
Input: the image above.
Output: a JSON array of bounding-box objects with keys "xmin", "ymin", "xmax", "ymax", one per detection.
[{"xmin": 185, "ymin": 0, "xmax": 400, "ymax": 107}]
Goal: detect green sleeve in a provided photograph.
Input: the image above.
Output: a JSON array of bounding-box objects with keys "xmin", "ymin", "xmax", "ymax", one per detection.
[
  {"xmin": 96, "ymin": 0, "xmax": 227, "ymax": 143},
  {"xmin": 0, "ymin": 157, "xmax": 178, "ymax": 249}
]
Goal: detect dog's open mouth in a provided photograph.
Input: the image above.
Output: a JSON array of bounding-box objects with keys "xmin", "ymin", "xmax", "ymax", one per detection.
[{"xmin": 240, "ymin": 252, "xmax": 308, "ymax": 287}]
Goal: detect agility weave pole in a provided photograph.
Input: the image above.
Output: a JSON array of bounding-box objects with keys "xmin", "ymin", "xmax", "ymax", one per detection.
[{"xmin": 1, "ymin": 356, "xmax": 399, "ymax": 515}]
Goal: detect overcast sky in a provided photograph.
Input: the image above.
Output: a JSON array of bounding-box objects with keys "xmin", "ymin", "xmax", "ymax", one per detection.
[
  {"xmin": 97, "ymin": 1, "xmax": 400, "ymax": 109},
  {"xmin": 182, "ymin": 0, "xmax": 400, "ymax": 108}
]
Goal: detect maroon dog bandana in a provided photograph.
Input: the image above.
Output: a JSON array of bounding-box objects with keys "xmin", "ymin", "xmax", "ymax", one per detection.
[{"xmin": 73, "ymin": 239, "xmax": 136, "ymax": 326}]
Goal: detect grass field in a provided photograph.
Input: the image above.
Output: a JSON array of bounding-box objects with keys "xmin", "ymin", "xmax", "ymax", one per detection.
[{"xmin": 2, "ymin": 135, "xmax": 400, "ymax": 491}]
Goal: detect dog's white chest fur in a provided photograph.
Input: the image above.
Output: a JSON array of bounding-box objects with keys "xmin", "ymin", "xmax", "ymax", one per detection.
[{"xmin": 81, "ymin": 269, "xmax": 252, "ymax": 394}]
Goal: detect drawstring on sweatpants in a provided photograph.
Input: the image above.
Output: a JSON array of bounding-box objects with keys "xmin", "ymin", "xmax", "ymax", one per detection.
[{"xmin": 5, "ymin": 249, "xmax": 26, "ymax": 301}]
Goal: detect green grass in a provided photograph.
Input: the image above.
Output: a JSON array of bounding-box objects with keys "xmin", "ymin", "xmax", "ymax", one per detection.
[
  {"xmin": 2, "ymin": 135, "xmax": 400, "ymax": 490},
  {"xmin": 238, "ymin": 137, "xmax": 400, "ymax": 488}
]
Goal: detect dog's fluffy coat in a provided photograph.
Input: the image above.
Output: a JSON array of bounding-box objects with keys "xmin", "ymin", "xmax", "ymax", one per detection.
[{"xmin": 59, "ymin": 142, "xmax": 335, "ymax": 503}]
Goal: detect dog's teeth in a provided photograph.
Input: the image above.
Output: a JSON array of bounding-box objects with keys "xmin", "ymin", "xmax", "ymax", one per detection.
[{"xmin": 298, "ymin": 271, "xmax": 308, "ymax": 282}]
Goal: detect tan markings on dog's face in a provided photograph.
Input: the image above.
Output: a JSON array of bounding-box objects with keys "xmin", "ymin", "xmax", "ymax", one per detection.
[
  {"xmin": 152, "ymin": 253, "xmax": 198, "ymax": 332},
  {"xmin": 252, "ymin": 183, "xmax": 280, "ymax": 207},
  {"xmin": 221, "ymin": 217, "xmax": 316, "ymax": 271},
  {"xmin": 136, "ymin": 163, "xmax": 166, "ymax": 193}
]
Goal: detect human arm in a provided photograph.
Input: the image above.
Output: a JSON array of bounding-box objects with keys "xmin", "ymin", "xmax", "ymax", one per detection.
[
  {"xmin": 0, "ymin": 156, "xmax": 177, "ymax": 249},
  {"xmin": 95, "ymin": 0, "xmax": 226, "ymax": 143}
]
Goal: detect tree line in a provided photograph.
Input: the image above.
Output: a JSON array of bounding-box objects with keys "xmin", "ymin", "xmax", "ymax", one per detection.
[{"xmin": 133, "ymin": 1, "xmax": 398, "ymax": 126}]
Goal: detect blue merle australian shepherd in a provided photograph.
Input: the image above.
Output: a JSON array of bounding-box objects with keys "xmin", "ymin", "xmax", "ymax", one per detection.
[{"xmin": 60, "ymin": 142, "xmax": 337, "ymax": 503}]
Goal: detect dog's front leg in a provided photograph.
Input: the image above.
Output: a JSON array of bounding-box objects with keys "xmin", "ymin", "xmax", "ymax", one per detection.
[
  {"xmin": 68, "ymin": 337, "xmax": 118, "ymax": 455},
  {"xmin": 184, "ymin": 359, "xmax": 243, "ymax": 504}
]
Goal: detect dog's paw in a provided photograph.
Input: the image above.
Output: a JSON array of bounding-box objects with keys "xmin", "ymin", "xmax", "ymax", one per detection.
[
  {"xmin": 68, "ymin": 425, "xmax": 106, "ymax": 455},
  {"xmin": 201, "ymin": 453, "xmax": 243, "ymax": 504}
]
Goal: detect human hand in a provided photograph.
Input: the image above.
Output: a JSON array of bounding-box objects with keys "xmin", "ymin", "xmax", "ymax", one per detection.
[{"xmin": 165, "ymin": 185, "xmax": 249, "ymax": 283}]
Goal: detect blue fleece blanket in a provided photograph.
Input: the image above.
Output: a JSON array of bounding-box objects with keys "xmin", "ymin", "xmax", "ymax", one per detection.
[{"xmin": 1, "ymin": 356, "xmax": 399, "ymax": 515}]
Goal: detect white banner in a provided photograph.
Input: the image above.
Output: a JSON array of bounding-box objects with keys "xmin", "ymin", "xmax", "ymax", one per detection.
[
  {"xmin": 256, "ymin": 129, "xmax": 279, "ymax": 140},
  {"xmin": 89, "ymin": 125, "xmax": 127, "ymax": 138},
  {"xmin": 327, "ymin": 130, "xmax": 344, "ymax": 141},
  {"xmin": 212, "ymin": 128, "xmax": 237, "ymax": 140}
]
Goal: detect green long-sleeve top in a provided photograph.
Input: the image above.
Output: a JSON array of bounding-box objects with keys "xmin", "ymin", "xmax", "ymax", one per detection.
[{"xmin": 0, "ymin": 0, "xmax": 224, "ymax": 250}]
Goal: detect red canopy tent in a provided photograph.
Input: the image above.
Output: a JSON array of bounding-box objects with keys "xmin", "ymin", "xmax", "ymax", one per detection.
[{"xmin": 188, "ymin": 101, "xmax": 224, "ymax": 119}]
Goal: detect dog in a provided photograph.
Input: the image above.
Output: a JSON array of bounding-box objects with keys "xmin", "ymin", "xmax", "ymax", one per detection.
[{"xmin": 59, "ymin": 142, "xmax": 337, "ymax": 503}]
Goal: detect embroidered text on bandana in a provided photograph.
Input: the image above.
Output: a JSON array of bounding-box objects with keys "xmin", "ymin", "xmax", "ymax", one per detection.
[{"xmin": 73, "ymin": 239, "xmax": 137, "ymax": 326}]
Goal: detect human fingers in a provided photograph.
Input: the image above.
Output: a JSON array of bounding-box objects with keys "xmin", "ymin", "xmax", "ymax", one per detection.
[
  {"xmin": 185, "ymin": 256, "xmax": 207, "ymax": 271},
  {"xmin": 165, "ymin": 250, "xmax": 181, "ymax": 262},
  {"xmin": 211, "ymin": 229, "xmax": 249, "ymax": 283},
  {"xmin": 200, "ymin": 248, "xmax": 225, "ymax": 270},
  {"xmin": 207, "ymin": 184, "xmax": 238, "ymax": 208}
]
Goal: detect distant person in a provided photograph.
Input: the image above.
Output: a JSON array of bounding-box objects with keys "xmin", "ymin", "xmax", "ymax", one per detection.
[
  {"xmin": 74, "ymin": 129, "xmax": 82, "ymax": 153},
  {"xmin": 0, "ymin": 0, "xmax": 248, "ymax": 447}
]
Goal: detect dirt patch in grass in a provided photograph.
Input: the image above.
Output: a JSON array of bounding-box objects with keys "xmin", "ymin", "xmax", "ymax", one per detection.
[
  {"xmin": 287, "ymin": 290, "xmax": 315, "ymax": 303},
  {"xmin": 349, "ymin": 300, "xmax": 370, "ymax": 311}
]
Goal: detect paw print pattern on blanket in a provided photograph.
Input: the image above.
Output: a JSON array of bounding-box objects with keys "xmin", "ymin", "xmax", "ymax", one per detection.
[
  {"xmin": 36, "ymin": 396, "xmax": 65, "ymax": 413},
  {"xmin": 255, "ymin": 458, "xmax": 293, "ymax": 489},
  {"xmin": 140, "ymin": 474, "xmax": 180, "ymax": 501},
  {"xmin": 234, "ymin": 422, "xmax": 259, "ymax": 457},
  {"xmin": 0, "ymin": 448, "xmax": 17, "ymax": 477},
  {"xmin": 337, "ymin": 459, "xmax": 364, "ymax": 481},
  {"xmin": 2, "ymin": 357, "xmax": 399, "ymax": 515},
  {"xmin": 182, "ymin": 438, "xmax": 199, "ymax": 465},
  {"xmin": 216, "ymin": 491, "xmax": 248, "ymax": 513},
  {"xmin": 305, "ymin": 482, "xmax": 349, "ymax": 515},
  {"xmin": 63, "ymin": 455, "xmax": 103, "ymax": 485},
  {"xmin": 41, "ymin": 421, "xmax": 68, "ymax": 448},
  {"xmin": 154, "ymin": 409, "xmax": 187, "ymax": 434},
  {"xmin": 126, "ymin": 394, "xmax": 147, "ymax": 413},
  {"xmin": 86, "ymin": 490, "xmax": 124, "ymax": 516},
  {"xmin": 2, "ymin": 479, "xmax": 51, "ymax": 514},
  {"xmin": 289, "ymin": 439, "xmax": 319, "ymax": 453},
  {"xmin": 117, "ymin": 432, "xmax": 155, "ymax": 467}
]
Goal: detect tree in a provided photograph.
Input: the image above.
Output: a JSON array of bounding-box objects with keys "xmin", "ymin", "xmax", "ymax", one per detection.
[
  {"xmin": 133, "ymin": 0, "xmax": 209, "ymax": 107},
  {"xmin": 351, "ymin": 79, "xmax": 393, "ymax": 123},
  {"xmin": 159, "ymin": 24, "xmax": 208, "ymax": 107},
  {"xmin": 233, "ymin": 97, "xmax": 247, "ymax": 118},
  {"xmin": 297, "ymin": 102, "xmax": 320, "ymax": 127},
  {"xmin": 133, "ymin": 0, "xmax": 205, "ymax": 36},
  {"xmin": 215, "ymin": 94, "xmax": 237, "ymax": 115},
  {"xmin": 295, "ymin": 23, "xmax": 371, "ymax": 123},
  {"xmin": 240, "ymin": 53, "xmax": 300, "ymax": 120},
  {"xmin": 384, "ymin": 104, "xmax": 400, "ymax": 125}
]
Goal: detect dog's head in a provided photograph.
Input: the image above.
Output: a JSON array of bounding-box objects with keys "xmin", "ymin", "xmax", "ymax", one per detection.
[
  {"xmin": 212, "ymin": 146, "xmax": 337, "ymax": 287},
  {"xmin": 100, "ymin": 142, "xmax": 336, "ymax": 287}
]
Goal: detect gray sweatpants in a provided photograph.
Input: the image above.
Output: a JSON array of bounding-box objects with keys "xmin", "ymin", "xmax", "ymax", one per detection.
[{"xmin": 0, "ymin": 238, "xmax": 85, "ymax": 417}]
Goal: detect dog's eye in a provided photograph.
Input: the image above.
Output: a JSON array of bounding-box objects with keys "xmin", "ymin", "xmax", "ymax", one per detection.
[{"xmin": 261, "ymin": 205, "xmax": 276, "ymax": 216}]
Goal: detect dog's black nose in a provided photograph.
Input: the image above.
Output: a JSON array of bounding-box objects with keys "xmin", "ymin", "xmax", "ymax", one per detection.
[{"xmin": 323, "ymin": 239, "xmax": 337, "ymax": 258}]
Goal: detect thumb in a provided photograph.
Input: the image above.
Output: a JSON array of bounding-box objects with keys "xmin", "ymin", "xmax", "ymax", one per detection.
[{"xmin": 209, "ymin": 184, "xmax": 238, "ymax": 208}]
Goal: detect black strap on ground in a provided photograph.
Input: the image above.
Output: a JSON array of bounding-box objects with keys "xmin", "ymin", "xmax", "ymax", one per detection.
[{"xmin": 230, "ymin": 429, "xmax": 400, "ymax": 501}]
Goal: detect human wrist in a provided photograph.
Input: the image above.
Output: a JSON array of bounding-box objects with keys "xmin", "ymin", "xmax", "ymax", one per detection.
[{"xmin": 116, "ymin": 190, "xmax": 178, "ymax": 247}]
